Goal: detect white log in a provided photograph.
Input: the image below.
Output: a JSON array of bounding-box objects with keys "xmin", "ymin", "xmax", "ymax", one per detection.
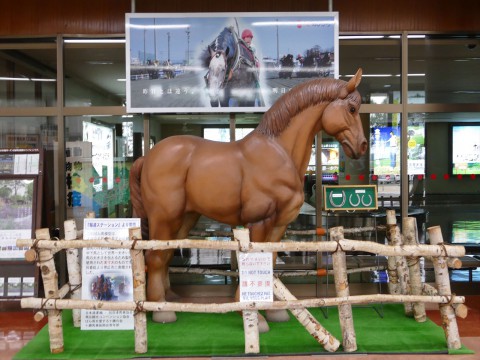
[
  {"xmin": 387, "ymin": 224, "xmax": 413, "ymax": 316},
  {"xmin": 385, "ymin": 210, "xmax": 400, "ymax": 295},
  {"xmin": 20, "ymin": 293, "xmax": 465, "ymax": 313},
  {"xmin": 428, "ymin": 226, "xmax": 461, "ymax": 350},
  {"xmin": 272, "ymin": 278, "xmax": 340, "ymax": 352},
  {"xmin": 63, "ymin": 219, "xmax": 82, "ymax": 327},
  {"xmin": 242, "ymin": 310, "xmax": 260, "ymax": 354},
  {"xmin": 421, "ymin": 283, "xmax": 468, "ymax": 319},
  {"xmin": 34, "ymin": 282, "xmax": 73, "ymax": 321},
  {"xmin": 129, "ymin": 227, "xmax": 147, "ymax": 354},
  {"xmin": 234, "ymin": 228, "xmax": 251, "ymax": 252},
  {"xmin": 188, "ymin": 226, "xmax": 380, "ymax": 238},
  {"xmin": 403, "ymin": 217, "xmax": 426, "ymax": 322},
  {"xmin": 169, "ymin": 265, "xmax": 386, "ymax": 278},
  {"xmin": 35, "ymin": 229, "xmax": 64, "ymax": 354},
  {"xmin": 329, "ymin": 227, "xmax": 356, "ymax": 352},
  {"xmin": 385, "ymin": 209, "xmax": 397, "ymax": 225},
  {"xmin": 425, "ymin": 257, "xmax": 462, "ymax": 269},
  {"xmin": 15, "ymin": 238, "xmax": 466, "ymax": 258}
]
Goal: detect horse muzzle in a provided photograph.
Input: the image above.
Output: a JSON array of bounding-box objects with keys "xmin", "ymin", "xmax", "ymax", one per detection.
[{"xmin": 341, "ymin": 137, "xmax": 368, "ymax": 159}]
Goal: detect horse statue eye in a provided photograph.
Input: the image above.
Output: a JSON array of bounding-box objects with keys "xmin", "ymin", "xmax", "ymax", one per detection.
[{"xmin": 349, "ymin": 106, "xmax": 356, "ymax": 114}]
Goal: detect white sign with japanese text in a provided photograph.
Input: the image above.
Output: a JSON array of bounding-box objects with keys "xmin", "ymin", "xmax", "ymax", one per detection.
[
  {"xmin": 81, "ymin": 218, "xmax": 140, "ymax": 330},
  {"xmin": 238, "ymin": 252, "xmax": 273, "ymax": 302}
]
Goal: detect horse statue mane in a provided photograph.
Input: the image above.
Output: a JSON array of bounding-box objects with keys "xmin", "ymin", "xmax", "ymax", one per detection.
[
  {"xmin": 129, "ymin": 69, "xmax": 367, "ymax": 328},
  {"xmin": 256, "ymin": 77, "xmax": 360, "ymax": 137}
]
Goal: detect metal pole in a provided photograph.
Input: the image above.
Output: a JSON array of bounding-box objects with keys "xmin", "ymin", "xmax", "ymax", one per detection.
[
  {"xmin": 154, "ymin": 18, "xmax": 157, "ymax": 61},
  {"xmin": 186, "ymin": 27, "xmax": 190, "ymax": 66},
  {"xmin": 276, "ymin": 21, "xmax": 279, "ymax": 64},
  {"xmin": 167, "ymin": 32, "xmax": 171, "ymax": 61},
  {"xmin": 401, "ymin": 31, "xmax": 409, "ymax": 221}
]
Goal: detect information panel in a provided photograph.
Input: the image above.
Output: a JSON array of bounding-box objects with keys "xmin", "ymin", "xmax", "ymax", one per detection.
[
  {"xmin": 238, "ymin": 252, "xmax": 273, "ymax": 302},
  {"xmin": 81, "ymin": 218, "xmax": 140, "ymax": 330},
  {"xmin": 323, "ymin": 185, "xmax": 378, "ymax": 211}
]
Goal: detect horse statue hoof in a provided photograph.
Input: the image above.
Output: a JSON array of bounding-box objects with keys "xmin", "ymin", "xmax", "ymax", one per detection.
[
  {"xmin": 258, "ymin": 313, "xmax": 270, "ymax": 333},
  {"xmin": 152, "ymin": 311, "xmax": 177, "ymax": 323},
  {"xmin": 265, "ymin": 309, "xmax": 290, "ymax": 322}
]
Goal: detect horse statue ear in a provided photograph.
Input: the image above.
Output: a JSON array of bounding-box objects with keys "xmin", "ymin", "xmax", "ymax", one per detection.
[{"xmin": 346, "ymin": 68, "xmax": 363, "ymax": 93}]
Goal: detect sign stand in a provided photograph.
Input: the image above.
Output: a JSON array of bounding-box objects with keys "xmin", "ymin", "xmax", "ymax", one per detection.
[{"xmin": 321, "ymin": 184, "xmax": 383, "ymax": 318}]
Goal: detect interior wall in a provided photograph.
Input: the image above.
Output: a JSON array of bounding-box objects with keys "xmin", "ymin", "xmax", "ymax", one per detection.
[{"xmin": 0, "ymin": 0, "xmax": 479, "ymax": 36}]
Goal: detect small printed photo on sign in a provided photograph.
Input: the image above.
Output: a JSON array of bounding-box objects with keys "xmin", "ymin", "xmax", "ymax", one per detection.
[{"xmin": 86, "ymin": 271, "xmax": 132, "ymax": 302}]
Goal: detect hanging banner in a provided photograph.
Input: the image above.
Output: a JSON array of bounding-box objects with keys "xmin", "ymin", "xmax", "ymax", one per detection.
[{"xmin": 126, "ymin": 12, "xmax": 338, "ymax": 113}]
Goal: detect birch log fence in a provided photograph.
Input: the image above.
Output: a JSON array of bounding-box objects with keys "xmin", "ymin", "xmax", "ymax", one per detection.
[{"xmin": 16, "ymin": 216, "xmax": 467, "ymax": 355}]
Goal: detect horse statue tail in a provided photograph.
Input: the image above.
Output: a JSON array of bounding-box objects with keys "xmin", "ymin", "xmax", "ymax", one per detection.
[{"xmin": 129, "ymin": 157, "xmax": 150, "ymax": 239}]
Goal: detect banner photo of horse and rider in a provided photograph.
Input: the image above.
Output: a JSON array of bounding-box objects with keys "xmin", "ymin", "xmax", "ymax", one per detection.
[{"xmin": 126, "ymin": 12, "xmax": 338, "ymax": 113}]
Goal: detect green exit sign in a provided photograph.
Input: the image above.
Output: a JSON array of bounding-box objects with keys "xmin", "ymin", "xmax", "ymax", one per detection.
[{"xmin": 323, "ymin": 185, "xmax": 378, "ymax": 211}]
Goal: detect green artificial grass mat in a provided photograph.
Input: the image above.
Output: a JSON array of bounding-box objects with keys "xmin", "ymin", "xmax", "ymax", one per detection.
[{"xmin": 14, "ymin": 304, "xmax": 473, "ymax": 359}]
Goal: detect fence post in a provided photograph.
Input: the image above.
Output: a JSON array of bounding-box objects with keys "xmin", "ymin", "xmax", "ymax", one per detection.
[
  {"xmin": 385, "ymin": 210, "xmax": 413, "ymax": 316},
  {"xmin": 403, "ymin": 217, "xmax": 426, "ymax": 322},
  {"xmin": 329, "ymin": 226, "xmax": 357, "ymax": 352},
  {"xmin": 63, "ymin": 219, "xmax": 82, "ymax": 327},
  {"xmin": 129, "ymin": 227, "xmax": 148, "ymax": 354},
  {"xmin": 428, "ymin": 226, "xmax": 461, "ymax": 349},
  {"xmin": 385, "ymin": 210, "xmax": 400, "ymax": 295},
  {"xmin": 35, "ymin": 228, "xmax": 64, "ymax": 354},
  {"xmin": 233, "ymin": 228, "xmax": 260, "ymax": 354}
]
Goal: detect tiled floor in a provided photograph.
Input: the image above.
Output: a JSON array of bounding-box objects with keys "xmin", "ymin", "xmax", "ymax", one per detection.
[{"xmin": 1, "ymin": 295, "xmax": 479, "ymax": 360}]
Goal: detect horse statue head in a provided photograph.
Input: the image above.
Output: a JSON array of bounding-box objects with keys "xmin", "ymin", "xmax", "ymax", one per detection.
[{"xmin": 321, "ymin": 68, "xmax": 367, "ymax": 159}]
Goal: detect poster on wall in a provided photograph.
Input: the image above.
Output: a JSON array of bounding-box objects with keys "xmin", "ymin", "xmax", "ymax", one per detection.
[
  {"xmin": 65, "ymin": 141, "xmax": 94, "ymax": 225},
  {"xmin": 82, "ymin": 122, "xmax": 114, "ymax": 191},
  {"xmin": 0, "ymin": 178, "xmax": 35, "ymax": 259},
  {"xmin": 370, "ymin": 126, "xmax": 425, "ymax": 177},
  {"xmin": 126, "ymin": 12, "xmax": 338, "ymax": 113}
]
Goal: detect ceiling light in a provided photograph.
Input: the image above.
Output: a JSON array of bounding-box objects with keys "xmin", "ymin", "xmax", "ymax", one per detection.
[
  {"xmin": 87, "ymin": 61, "xmax": 114, "ymax": 65},
  {"xmin": 127, "ymin": 24, "xmax": 190, "ymax": 30},
  {"xmin": 252, "ymin": 20, "xmax": 335, "ymax": 26},
  {"xmin": 0, "ymin": 76, "xmax": 56, "ymax": 82},
  {"xmin": 339, "ymin": 35, "xmax": 384, "ymax": 40},
  {"xmin": 30, "ymin": 78, "xmax": 56, "ymax": 82},
  {"xmin": 64, "ymin": 39, "xmax": 125, "ymax": 44},
  {"xmin": 0, "ymin": 76, "xmax": 29, "ymax": 81}
]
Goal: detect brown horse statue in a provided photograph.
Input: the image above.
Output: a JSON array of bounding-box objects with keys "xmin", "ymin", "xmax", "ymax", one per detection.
[{"xmin": 130, "ymin": 68, "xmax": 367, "ymax": 327}]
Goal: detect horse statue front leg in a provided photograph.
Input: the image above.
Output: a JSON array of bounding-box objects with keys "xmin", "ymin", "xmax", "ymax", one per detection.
[
  {"xmin": 263, "ymin": 225, "xmax": 291, "ymax": 323},
  {"xmin": 146, "ymin": 248, "xmax": 177, "ymax": 323},
  {"xmin": 147, "ymin": 213, "xmax": 200, "ymax": 323}
]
